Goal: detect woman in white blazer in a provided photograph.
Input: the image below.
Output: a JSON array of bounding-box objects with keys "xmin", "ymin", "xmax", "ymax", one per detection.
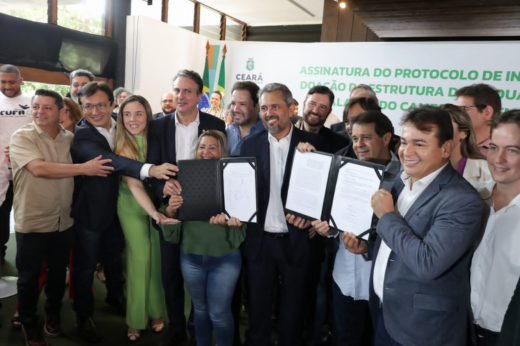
[{"xmin": 441, "ymin": 104, "xmax": 492, "ymax": 186}]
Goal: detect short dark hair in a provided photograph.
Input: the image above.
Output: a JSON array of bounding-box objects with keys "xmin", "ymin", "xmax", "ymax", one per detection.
[
  {"xmin": 306, "ymin": 85, "xmax": 334, "ymax": 110},
  {"xmin": 232, "ymin": 81, "xmax": 260, "ymax": 106},
  {"xmin": 70, "ymin": 69, "xmax": 95, "ymax": 83},
  {"xmin": 491, "ymin": 109, "xmax": 520, "ymax": 135},
  {"xmin": 77, "ymin": 82, "xmax": 114, "ymax": 106},
  {"xmin": 455, "ymin": 83, "xmax": 502, "ymax": 118},
  {"xmin": 351, "ymin": 110, "xmax": 394, "ymax": 138},
  {"xmin": 400, "ymin": 105, "xmax": 453, "ymax": 147},
  {"xmin": 343, "ymin": 97, "xmax": 381, "ymax": 123},
  {"xmin": 351, "ymin": 84, "xmax": 379, "ymax": 103},
  {"xmin": 211, "ymin": 90, "xmax": 222, "ymax": 100},
  {"xmin": 173, "ymin": 70, "xmax": 203, "ymax": 95},
  {"xmin": 32, "ymin": 89, "xmax": 64, "ymax": 110},
  {"xmin": 258, "ymin": 83, "xmax": 293, "ymax": 108},
  {"xmin": 0, "ymin": 64, "xmax": 21, "ymax": 78}
]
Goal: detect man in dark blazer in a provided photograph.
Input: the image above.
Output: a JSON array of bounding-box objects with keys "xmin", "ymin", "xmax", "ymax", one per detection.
[
  {"xmin": 346, "ymin": 106, "xmax": 485, "ymax": 346},
  {"xmin": 153, "ymin": 92, "xmax": 176, "ymax": 120},
  {"xmin": 300, "ymin": 85, "xmax": 350, "ymax": 153},
  {"xmin": 147, "ymin": 70, "xmax": 225, "ymax": 346},
  {"xmin": 331, "ymin": 97, "xmax": 381, "ymax": 140},
  {"xmin": 239, "ymin": 83, "xmax": 325, "ymax": 346},
  {"xmin": 71, "ymin": 82, "xmax": 177, "ymax": 343}
]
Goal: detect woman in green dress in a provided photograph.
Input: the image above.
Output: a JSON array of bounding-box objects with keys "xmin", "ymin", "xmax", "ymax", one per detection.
[
  {"xmin": 160, "ymin": 130, "xmax": 246, "ymax": 346},
  {"xmin": 114, "ymin": 95, "xmax": 178, "ymax": 341}
]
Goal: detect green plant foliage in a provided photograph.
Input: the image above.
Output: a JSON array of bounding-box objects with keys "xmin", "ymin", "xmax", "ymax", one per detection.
[{"xmin": 22, "ymin": 82, "xmax": 70, "ymax": 97}]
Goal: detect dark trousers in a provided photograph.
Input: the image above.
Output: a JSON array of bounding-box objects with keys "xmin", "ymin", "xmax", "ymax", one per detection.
[
  {"xmin": 245, "ymin": 235, "xmax": 310, "ymax": 346},
  {"xmin": 16, "ymin": 228, "xmax": 73, "ymax": 327},
  {"xmin": 374, "ymin": 308, "xmax": 403, "ymax": 346},
  {"xmin": 308, "ymin": 237, "xmax": 338, "ymax": 342},
  {"xmin": 332, "ymin": 281, "xmax": 373, "ymax": 346},
  {"xmin": 158, "ymin": 227, "xmax": 195, "ymax": 337},
  {"xmin": 475, "ymin": 324, "xmax": 500, "ymax": 346},
  {"xmin": 0, "ymin": 180, "xmax": 13, "ymax": 257},
  {"xmin": 72, "ymin": 221, "xmax": 125, "ymax": 319}
]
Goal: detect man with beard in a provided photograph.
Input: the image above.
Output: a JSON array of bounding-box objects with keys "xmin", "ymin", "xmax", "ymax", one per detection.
[
  {"xmin": 0, "ymin": 64, "xmax": 33, "ymax": 263},
  {"xmin": 68, "ymin": 69, "xmax": 95, "ymax": 104},
  {"xmin": 301, "ymin": 85, "xmax": 350, "ymax": 154},
  {"xmin": 226, "ymin": 81, "xmax": 265, "ymax": 156},
  {"xmin": 239, "ymin": 83, "xmax": 325, "ymax": 346},
  {"xmin": 153, "ymin": 93, "xmax": 176, "ymax": 120}
]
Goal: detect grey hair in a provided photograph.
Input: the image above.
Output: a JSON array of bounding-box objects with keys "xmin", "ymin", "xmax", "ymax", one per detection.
[
  {"xmin": 258, "ymin": 83, "xmax": 293, "ymax": 108},
  {"xmin": 350, "ymin": 83, "xmax": 379, "ymax": 103},
  {"xmin": 113, "ymin": 87, "xmax": 132, "ymax": 100},
  {"xmin": 0, "ymin": 64, "xmax": 21, "ymax": 78},
  {"xmin": 70, "ymin": 69, "xmax": 95, "ymax": 83}
]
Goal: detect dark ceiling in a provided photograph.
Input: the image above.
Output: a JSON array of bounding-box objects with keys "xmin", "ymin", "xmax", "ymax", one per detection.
[{"xmin": 349, "ymin": 0, "xmax": 520, "ymax": 38}]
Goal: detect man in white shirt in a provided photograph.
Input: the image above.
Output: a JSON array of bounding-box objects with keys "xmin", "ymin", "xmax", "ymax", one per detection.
[
  {"xmin": 70, "ymin": 81, "xmax": 177, "ymax": 343},
  {"xmin": 239, "ymin": 83, "xmax": 325, "ymax": 346},
  {"xmin": 0, "ymin": 64, "xmax": 33, "ymax": 263},
  {"xmin": 347, "ymin": 106, "xmax": 485, "ymax": 346},
  {"xmin": 471, "ymin": 109, "xmax": 520, "ymax": 346},
  {"xmin": 147, "ymin": 70, "xmax": 226, "ymax": 346}
]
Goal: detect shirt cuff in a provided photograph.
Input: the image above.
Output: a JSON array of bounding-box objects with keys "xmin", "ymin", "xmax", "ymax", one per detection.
[{"xmin": 140, "ymin": 163, "xmax": 153, "ymax": 180}]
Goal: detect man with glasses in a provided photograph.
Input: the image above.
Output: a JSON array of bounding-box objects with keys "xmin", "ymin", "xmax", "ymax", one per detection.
[
  {"xmin": 68, "ymin": 69, "xmax": 95, "ymax": 104},
  {"xmin": 455, "ymin": 83, "xmax": 502, "ymax": 156},
  {"xmin": 70, "ymin": 82, "xmax": 177, "ymax": 343},
  {"xmin": 153, "ymin": 92, "xmax": 176, "ymax": 120},
  {"xmin": 331, "ymin": 97, "xmax": 381, "ymax": 140}
]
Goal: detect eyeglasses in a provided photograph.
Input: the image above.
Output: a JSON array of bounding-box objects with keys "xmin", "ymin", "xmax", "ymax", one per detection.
[
  {"xmin": 458, "ymin": 105, "xmax": 485, "ymax": 112},
  {"xmin": 82, "ymin": 102, "xmax": 111, "ymax": 111}
]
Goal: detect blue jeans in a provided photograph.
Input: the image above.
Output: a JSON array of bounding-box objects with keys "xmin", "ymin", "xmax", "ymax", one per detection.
[{"xmin": 180, "ymin": 249, "xmax": 242, "ymax": 346}]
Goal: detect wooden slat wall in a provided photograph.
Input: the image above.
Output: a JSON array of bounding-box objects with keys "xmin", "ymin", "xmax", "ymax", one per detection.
[{"xmin": 321, "ymin": 0, "xmax": 380, "ymax": 42}]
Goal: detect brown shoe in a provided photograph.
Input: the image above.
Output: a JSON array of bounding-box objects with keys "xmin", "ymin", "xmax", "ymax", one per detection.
[
  {"xmin": 22, "ymin": 325, "xmax": 48, "ymax": 346},
  {"xmin": 44, "ymin": 313, "xmax": 61, "ymax": 337}
]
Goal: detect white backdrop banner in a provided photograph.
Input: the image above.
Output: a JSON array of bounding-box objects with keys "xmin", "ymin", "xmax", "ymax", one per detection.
[
  {"xmin": 224, "ymin": 41, "xmax": 520, "ymax": 130},
  {"xmin": 125, "ymin": 16, "xmax": 520, "ymax": 130}
]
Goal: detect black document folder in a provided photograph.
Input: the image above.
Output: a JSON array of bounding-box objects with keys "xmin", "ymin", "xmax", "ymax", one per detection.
[
  {"xmin": 284, "ymin": 150, "xmax": 384, "ymax": 236},
  {"xmin": 176, "ymin": 157, "xmax": 258, "ymax": 222}
]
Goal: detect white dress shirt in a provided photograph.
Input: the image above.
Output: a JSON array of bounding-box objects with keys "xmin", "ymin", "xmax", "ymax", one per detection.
[
  {"xmin": 94, "ymin": 118, "xmax": 152, "ymax": 179},
  {"xmin": 175, "ymin": 112, "xmax": 200, "ymax": 161},
  {"xmin": 373, "ymin": 163, "xmax": 448, "ymax": 302},
  {"xmin": 471, "ymin": 180, "xmax": 520, "ymax": 332},
  {"xmin": 264, "ymin": 126, "xmax": 293, "ymax": 233}
]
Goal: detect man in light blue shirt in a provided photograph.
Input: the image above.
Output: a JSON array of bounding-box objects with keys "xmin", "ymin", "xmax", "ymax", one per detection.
[{"xmin": 226, "ymin": 81, "xmax": 265, "ymax": 156}]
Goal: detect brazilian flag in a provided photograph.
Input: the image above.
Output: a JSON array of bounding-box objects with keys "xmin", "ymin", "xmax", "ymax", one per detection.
[{"xmin": 198, "ymin": 55, "xmax": 211, "ymax": 110}]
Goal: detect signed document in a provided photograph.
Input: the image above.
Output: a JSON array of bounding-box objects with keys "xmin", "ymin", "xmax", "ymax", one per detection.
[
  {"xmin": 329, "ymin": 160, "xmax": 383, "ymax": 238},
  {"xmin": 223, "ymin": 161, "xmax": 257, "ymax": 223},
  {"xmin": 285, "ymin": 151, "xmax": 333, "ymax": 220}
]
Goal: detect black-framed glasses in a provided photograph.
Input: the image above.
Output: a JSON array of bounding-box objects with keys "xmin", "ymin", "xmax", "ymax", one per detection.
[
  {"xmin": 82, "ymin": 102, "xmax": 111, "ymax": 111},
  {"xmin": 458, "ymin": 104, "xmax": 486, "ymax": 112}
]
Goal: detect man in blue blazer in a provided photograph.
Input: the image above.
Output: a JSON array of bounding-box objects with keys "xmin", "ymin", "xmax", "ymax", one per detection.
[
  {"xmin": 71, "ymin": 82, "xmax": 177, "ymax": 343},
  {"xmin": 348, "ymin": 105, "xmax": 485, "ymax": 346},
  {"xmin": 239, "ymin": 83, "xmax": 325, "ymax": 346},
  {"xmin": 147, "ymin": 70, "xmax": 226, "ymax": 346}
]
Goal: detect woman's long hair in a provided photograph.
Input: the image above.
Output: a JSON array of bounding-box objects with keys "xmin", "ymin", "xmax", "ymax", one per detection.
[
  {"xmin": 114, "ymin": 95, "xmax": 153, "ymax": 160},
  {"xmin": 63, "ymin": 97, "xmax": 83, "ymax": 126},
  {"xmin": 194, "ymin": 130, "xmax": 229, "ymax": 159},
  {"xmin": 440, "ymin": 103, "xmax": 485, "ymax": 160}
]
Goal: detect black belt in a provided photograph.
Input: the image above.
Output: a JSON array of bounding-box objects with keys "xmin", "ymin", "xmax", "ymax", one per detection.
[{"xmin": 263, "ymin": 231, "xmax": 289, "ymax": 238}]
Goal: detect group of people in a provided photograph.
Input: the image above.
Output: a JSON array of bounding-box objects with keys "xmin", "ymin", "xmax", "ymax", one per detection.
[{"xmin": 0, "ymin": 62, "xmax": 519, "ymax": 346}]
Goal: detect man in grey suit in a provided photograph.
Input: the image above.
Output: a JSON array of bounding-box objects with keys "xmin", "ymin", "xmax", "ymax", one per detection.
[{"xmin": 347, "ymin": 105, "xmax": 485, "ymax": 346}]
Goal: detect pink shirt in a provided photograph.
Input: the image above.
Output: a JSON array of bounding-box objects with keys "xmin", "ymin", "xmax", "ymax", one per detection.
[{"xmin": 478, "ymin": 138, "xmax": 491, "ymax": 157}]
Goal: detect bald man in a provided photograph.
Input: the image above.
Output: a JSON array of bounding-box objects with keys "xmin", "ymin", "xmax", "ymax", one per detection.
[{"xmin": 153, "ymin": 93, "xmax": 176, "ymax": 119}]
